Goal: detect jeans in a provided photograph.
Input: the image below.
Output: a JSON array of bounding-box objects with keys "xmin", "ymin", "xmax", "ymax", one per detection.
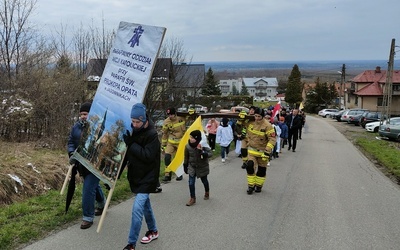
[
  {"xmin": 188, "ymin": 174, "xmax": 209, "ymax": 198},
  {"xmin": 220, "ymin": 146, "xmax": 229, "ymax": 159},
  {"xmin": 208, "ymin": 133, "xmax": 216, "ymax": 150},
  {"xmin": 82, "ymin": 173, "xmax": 105, "ymax": 222},
  {"xmin": 128, "ymin": 193, "xmax": 157, "ymax": 246}
]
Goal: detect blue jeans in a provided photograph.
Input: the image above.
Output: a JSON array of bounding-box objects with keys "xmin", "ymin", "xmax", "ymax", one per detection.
[
  {"xmin": 128, "ymin": 193, "xmax": 157, "ymax": 246},
  {"xmin": 188, "ymin": 174, "xmax": 209, "ymax": 198},
  {"xmin": 82, "ymin": 173, "xmax": 105, "ymax": 222},
  {"xmin": 220, "ymin": 146, "xmax": 229, "ymax": 158}
]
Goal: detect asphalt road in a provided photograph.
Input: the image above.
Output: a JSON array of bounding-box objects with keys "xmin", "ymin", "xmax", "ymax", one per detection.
[{"xmin": 24, "ymin": 116, "xmax": 400, "ymax": 250}]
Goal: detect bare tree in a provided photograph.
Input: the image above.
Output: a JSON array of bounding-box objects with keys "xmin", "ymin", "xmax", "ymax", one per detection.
[{"xmin": 0, "ymin": 0, "xmax": 37, "ymax": 91}]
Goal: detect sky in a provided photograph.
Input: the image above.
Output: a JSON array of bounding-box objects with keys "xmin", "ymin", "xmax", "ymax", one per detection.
[{"xmin": 30, "ymin": 0, "xmax": 400, "ymax": 63}]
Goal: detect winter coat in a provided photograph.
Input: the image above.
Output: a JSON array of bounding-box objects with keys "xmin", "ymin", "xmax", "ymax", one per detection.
[
  {"xmin": 246, "ymin": 118, "xmax": 277, "ymax": 155},
  {"xmin": 278, "ymin": 122, "xmax": 289, "ymax": 139},
  {"xmin": 67, "ymin": 120, "xmax": 90, "ymax": 177},
  {"xmin": 184, "ymin": 143, "xmax": 212, "ymax": 178},
  {"xmin": 216, "ymin": 125, "xmax": 233, "ymax": 147},
  {"xmin": 123, "ymin": 121, "xmax": 161, "ymax": 193},
  {"xmin": 285, "ymin": 114, "xmax": 302, "ymax": 131},
  {"xmin": 206, "ymin": 119, "xmax": 219, "ymax": 135},
  {"xmin": 161, "ymin": 115, "xmax": 186, "ymax": 146}
]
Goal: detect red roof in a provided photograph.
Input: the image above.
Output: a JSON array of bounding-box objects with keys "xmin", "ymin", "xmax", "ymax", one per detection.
[
  {"xmin": 353, "ymin": 67, "xmax": 400, "ymax": 95},
  {"xmin": 355, "ymin": 82, "xmax": 383, "ymax": 96}
]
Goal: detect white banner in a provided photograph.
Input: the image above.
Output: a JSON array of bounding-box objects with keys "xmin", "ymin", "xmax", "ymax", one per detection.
[{"xmin": 72, "ymin": 22, "xmax": 166, "ymax": 186}]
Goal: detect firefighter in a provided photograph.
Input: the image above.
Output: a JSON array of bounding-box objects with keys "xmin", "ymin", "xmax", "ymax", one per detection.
[
  {"xmin": 236, "ymin": 106, "xmax": 256, "ymax": 169},
  {"xmin": 244, "ymin": 107, "xmax": 276, "ymax": 194},
  {"xmin": 161, "ymin": 107, "xmax": 187, "ymax": 182}
]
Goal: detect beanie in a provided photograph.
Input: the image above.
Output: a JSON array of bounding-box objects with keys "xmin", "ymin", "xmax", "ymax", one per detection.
[
  {"xmin": 190, "ymin": 130, "xmax": 202, "ymax": 143},
  {"xmin": 130, "ymin": 103, "xmax": 147, "ymax": 122},
  {"xmin": 254, "ymin": 107, "xmax": 264, "ymax": 117},
  {"xmin": 80, "ymin": 102, "xmax": 91, "ymax": 113},
  {"xmin": 222, "ymin": 117, "xmax": 229, "ymax": 127},
  {"xmin": 166, "ymin": 107, "xmax": 176, "ymax": 115}
]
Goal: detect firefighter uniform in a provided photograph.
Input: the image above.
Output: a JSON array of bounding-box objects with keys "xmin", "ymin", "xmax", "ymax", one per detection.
[
  {"xmin": 244, "ymin": 108, "xmax": 276, "ymax": 194},
  {"xmin": 161, "ymin": 108, "xmax": 187, "ymax": 181},
  {"xmin": 235, "ymin": 106, "xmax": 256, "ymax": 169}
]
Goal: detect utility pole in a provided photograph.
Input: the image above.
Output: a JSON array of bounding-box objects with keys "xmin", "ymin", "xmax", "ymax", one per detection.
[
  {"xmin": 339, "ymin": 64, "xmax": 346, "ymax": 109},
  {"xmin": 381, "ymin": 38, "xmax": 395, "ymax": 125}
]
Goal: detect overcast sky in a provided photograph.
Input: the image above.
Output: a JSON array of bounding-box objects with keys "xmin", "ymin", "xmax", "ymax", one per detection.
[{"xmin": 30, "ymin": 0, "xmax": 400, "ymax": 62}]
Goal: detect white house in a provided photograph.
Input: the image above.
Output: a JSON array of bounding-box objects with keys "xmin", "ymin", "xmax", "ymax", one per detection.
[{"xmin": 219, "ymin": 77, "xmax": 278, "ymax": 99}]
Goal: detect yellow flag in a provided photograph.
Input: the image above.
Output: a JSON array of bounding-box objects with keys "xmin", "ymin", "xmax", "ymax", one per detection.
[
  {"xmin": 299, "ymin": 102, "xmax": 304, "ymax": 111},
  {"xmin": 165, "ymin": 116, "xmax": 204, "ymax": 175}
]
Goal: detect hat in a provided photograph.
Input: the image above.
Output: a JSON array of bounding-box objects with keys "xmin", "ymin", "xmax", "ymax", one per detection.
[
  {"xmin": 254, "ymin": 107, "xmax": 264, "ymax": 117},
  {"xmin": 279, "ymin": 116, "xmax": 285, "ymax": 122},
  {"xmin": 166, "ymin": 107, "xmax": 176, "ymax": 115},
  {"xmin": 80, "ymin": 102, "xmax": 91, "ymax": 113},
  {"xmin": 130, "ymin": 103, "xmax": 147, "ymax": 122},
  {"xmin": 190, "ymin": 130, "xmax": 202, "ymax": 143},
  {"xmin": 222, "ymin": 117, "xmax": 229, "ymax": 127}
]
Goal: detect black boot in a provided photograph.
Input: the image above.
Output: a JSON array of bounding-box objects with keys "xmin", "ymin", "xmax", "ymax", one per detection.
[
  {"xmin": 241, "ymin": 162, "xmax": 247, "ymax": 169},
  {"xmin": 255, "ymin": 186, "xmax": 262, "ymax": 193},
  {"xmin": 176, "ymin": 175, "xmax": 183, "ymax": 181},
  {"xmin": 162, "ymin": 174, "xmax": 171, "ymax": 182},
  {"xmin": 247, "ymin": 186, "xmax": 254, "ymax": 195}
]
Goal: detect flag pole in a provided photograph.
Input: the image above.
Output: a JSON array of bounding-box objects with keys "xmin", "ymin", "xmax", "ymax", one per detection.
[
  {"xmin": 96, "ymin": 186, "xmax": 114, "ymax": 233},
  {"xmin": 60, "ymin": 164, "xmax": 74, "ymax": 195}
]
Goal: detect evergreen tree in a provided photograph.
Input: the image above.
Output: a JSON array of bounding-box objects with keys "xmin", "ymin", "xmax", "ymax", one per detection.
[
  {"xmin": 201, "ymin": 67, "xmax": 221, "ymax": 96},
  {"xmin": 285, "ymin": 64, "xmax": 303, "ymax": 108},
  {"xmin": 240, "ymin": 82, "xmax": 249, "ymax": 95},
  {"xmin": 232, "ymin": 85, "xmax": 239, "ymax": 95}
]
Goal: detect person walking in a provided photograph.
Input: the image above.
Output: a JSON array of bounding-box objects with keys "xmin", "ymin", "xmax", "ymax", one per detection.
[
  {"xmin": 278, "ymin": 116, "xmax": 288, "ymax": 153},
  {"xmin": 206, "ymin": 118, "xmax": 219, "ymax": 151},
  {"xmin": 285, "ymin": 108, "xmax": 302, "ymax": 152},
  {"xmin": 183, "ymin": 130, "xmax": 212, "ymax": 206},
  {"xmin": 67, "ymin": 102, "xmax": 105, "ymax": 230},
  {"xmin": 216, "ymin": 117, "xmax": 234, "ymax": 163},
  {"xmin": 121, "ymin": 103, "xmax": 160, "ymax": 250},
  {"xmin": 298, "ymin": 110, "xmax": 306, "ymax": 139},
  {"xmin": 243, "ymin": 107, "xmax": 276, "ymax": 194},
  {"xmin": 161, "ymin": 107, "xmax": 186, "ymax": 182},
  {"xmin": 236, "ymin": 106, "xmax": 256, "ymax": 169}
]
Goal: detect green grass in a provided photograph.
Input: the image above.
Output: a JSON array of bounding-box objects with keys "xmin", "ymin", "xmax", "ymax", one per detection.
[{"xmin": 355, "ymin": 137, "xmax": 400, "ymax": 176}]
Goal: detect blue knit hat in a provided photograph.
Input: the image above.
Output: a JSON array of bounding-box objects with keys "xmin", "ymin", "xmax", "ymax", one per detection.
[{"xmin": 130, "ymin": 103, "xmax": 147, "ymax": 122}]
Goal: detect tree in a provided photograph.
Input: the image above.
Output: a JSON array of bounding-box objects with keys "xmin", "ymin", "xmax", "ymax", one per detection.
[
  {"xmin": 0, "ymin": 0, "xmax": 37, "ymax": 91},
  {"xmin": 201, "ymin": 67, "xmax": 221, "ymax": 96},
  {"xmin": 240, "ymin": 82, "xmax": 249, "ymax": 95},
  {"xmin": 285, "ymin": 64, "xmax": 303, "ymax": 108},
  {"xmin": 232, "ymin": 85, "xmax": 239, "ymax": 95}
]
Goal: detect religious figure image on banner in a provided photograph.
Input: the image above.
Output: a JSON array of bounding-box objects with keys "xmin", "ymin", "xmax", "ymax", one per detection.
[{"xmin": 70, "ymin": 22, "xmax": 166, "ymax": 187}]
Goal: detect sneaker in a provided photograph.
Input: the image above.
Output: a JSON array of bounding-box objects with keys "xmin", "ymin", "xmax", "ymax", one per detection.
[
  {"xmin": 155, "ymin": 186, "xmax": 162, "ymax": 193},
  {"xmin": 176, "ymin": 175, "xmax": 183, "ymax": 181},
  {"xmin": 140, "ymin": 230, "xmax": 159, "ymax": 244},
  {"xmin": 162, "ymin": 175, "xmax": 171, "ymax": 182},
  {"xmin": 225, "ymin": 155, "xmax": 229, "ymax": 160},
  {"xmin": 123, "ymin": 244, "xmax": 135, "ymax": 250},
  {"xmin": 221, "ymin": 158, "xmax": 225, "ymax": 163},
  {"xmin": 267, "ymin": 162, "xmax": 271, "ymax": 166}
]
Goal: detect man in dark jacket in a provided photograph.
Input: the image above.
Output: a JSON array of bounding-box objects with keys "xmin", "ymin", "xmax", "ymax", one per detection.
[
  {"xmin": 122, "ymin": 103, "xmax": 160, "ymax": 250},
  {"xmin": 285, "ymin": 108, "xmax": 302, "ymax": 152}
]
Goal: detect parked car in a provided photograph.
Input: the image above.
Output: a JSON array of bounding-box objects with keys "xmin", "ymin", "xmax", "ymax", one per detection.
[
  {"xmin": 332, "ymin": 109, "xmax": 347, "ymax": 121},
  {"xmin": 348, "ymin": 113, "xmax": 363, "ymax": 126},
  {"xmin": 364, "ymin": 117, "xmax": 400, "ymax": 133},
  {"xmin": 189, "ymin": 104, "xmax": 208, "ymax": 113},
  {"xmin": 378, "ymin": 118, "xmax": 400, "ymax": 141},
  {"xmin": 360, "ymin": 111, "xmax": 384, "ymax": 128},
  {"xmin": 219, "ymin": 106, "xmax": 249, "ymax": 114},
  {"xmin": 318, "ymin": 109, "xmax": 339, "ymax": 118},
  {"xmin": 341, "ymin": 109, "xmax": 369, "ymax": 122}
]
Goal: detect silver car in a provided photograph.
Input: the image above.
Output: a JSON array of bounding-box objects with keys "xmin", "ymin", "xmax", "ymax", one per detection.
[{"xmin": 341, "ymin": 109, "xmax": 369, "ymax": 122}]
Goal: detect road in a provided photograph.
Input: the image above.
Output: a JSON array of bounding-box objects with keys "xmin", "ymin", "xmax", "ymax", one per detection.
[{"xmin": 24, "ymin": 116, "xmax": 400, "ymax": 250}]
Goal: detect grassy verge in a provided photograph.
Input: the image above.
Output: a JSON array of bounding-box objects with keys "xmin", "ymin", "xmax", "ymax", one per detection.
[{"xmin": 1, "ymin": 143, "xmax": 225, "ymax": 249}]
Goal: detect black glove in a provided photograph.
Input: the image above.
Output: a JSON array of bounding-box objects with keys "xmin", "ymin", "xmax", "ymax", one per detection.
[
  {"xmin": 201, "ymin": 151, "xmax": 208, "ymax": 159},
  {"xmin": 68, "ymin": 152, "xmax": 76, "ymax": 165},
  {"xmin": 123, "ymin": 130, "xmax": 134, "ymax": 147},
  {"xmin": 104, "ymin": 183, "xmax": 111, "ymax": 190},
  {"xmin": 183, "ymin": 163, "xmax": 188, "ymax": 174}
]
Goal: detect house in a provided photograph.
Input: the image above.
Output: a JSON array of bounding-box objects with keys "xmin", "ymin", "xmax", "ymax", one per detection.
[
  {"xmin": 352, "ymin": 66, "xmax": 400, "ymax": 115},
  {"xmin": 219, "ymin": 79, "xmax": 242, "ymax": 96},
  {"xmin": 172, "ymin": 63, "xmax": 205, "ymax": 100},
  {"xmin": 242, "ymin": 77, "xmax": 278, "ymax": 100}
]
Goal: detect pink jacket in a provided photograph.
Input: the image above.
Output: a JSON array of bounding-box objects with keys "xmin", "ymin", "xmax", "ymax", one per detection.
[{"xmin": 206, "ymin": 119, "xmax": 218, "ymax": 135}]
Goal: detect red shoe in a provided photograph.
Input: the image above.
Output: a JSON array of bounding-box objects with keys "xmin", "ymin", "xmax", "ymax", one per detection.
[{"xmin": 140, "ymin": 230, "xmax": 159, "ymax": 244}]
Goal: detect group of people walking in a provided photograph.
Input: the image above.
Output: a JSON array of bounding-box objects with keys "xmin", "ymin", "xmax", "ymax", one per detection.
[{"xmin": 67, "ymin": 102, "xmax": 305, "ymax": 250}]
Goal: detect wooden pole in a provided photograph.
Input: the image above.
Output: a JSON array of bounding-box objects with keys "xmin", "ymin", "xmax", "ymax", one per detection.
[{"xmin": 60, "ymin": 165, "xmax": 74, "ymax": 195}]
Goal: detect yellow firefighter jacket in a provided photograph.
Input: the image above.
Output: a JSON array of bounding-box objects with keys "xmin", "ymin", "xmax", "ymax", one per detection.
[
  {"xmin": 161, "ymin": 115, "xmax": 186, "ymax": 146},
  {"xmin": 246, "ymin": 119, "xmax": 276, "ymax": 157}
]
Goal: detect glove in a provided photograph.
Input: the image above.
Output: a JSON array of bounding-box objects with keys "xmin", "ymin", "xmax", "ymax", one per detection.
[
  {"xmin": 201, "ymin": 150, "xmax": 208, "ymax": 159},
  {"xmin": 188, "ymin": 108, "xmax": 195, "ymax": 115},
  {"xmin": 241, "ymin": 128, "xmax": 247, "ymax": 138},
  {"xmin": 123, "ymin": 130, "xmax": 134, "ymax": 147},
  {"xmin": 261, "ymin": 151, "xmax": 270, "ymax": 161},
  {"xmin": 161, "ymin": 145, "xmax": 166, "ymax": 153},
  {"xmin": 68, "ymin": 152, "xmax": 76, "ymax": 165},
  {"xmin": 238, "ymin": 110, "xmax": 247, "ymax": 119},
  {"xmin": 183, "ymin": 163, "xmax": 188, "ymax": 174},
  {"xmin": 104, "ymin": 183, "xmax": 111, "ymax": 190}
]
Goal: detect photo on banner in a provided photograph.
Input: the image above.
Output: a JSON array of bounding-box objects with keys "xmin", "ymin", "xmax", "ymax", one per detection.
[{"xmin": 71, "ymin": 21, "xmax": 166, "ymax": 187}]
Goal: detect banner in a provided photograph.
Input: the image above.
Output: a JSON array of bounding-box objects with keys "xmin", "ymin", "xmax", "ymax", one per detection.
[{"xmin": 71, "ymin": 22, "xmax": 166, "ymax": 186}]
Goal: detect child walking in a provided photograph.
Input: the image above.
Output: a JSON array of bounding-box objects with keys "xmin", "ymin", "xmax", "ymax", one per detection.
[
  {"xmin": 183, "ymin": 130, "xmax": 212, "ymax": 206},
  {"xmin": 216, "ymin": 117, "xmax": 234, "ymax": 163}
]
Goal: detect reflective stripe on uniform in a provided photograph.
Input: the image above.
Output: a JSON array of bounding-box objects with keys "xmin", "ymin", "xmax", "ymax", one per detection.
[
  {"xmin": 168, "ymin": 138, "xmax": 181, "ymax": 144},
  {"xmin": 248, "ymin": 147, "xmax": 263, "ymax": 157}
]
